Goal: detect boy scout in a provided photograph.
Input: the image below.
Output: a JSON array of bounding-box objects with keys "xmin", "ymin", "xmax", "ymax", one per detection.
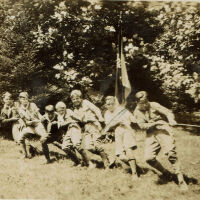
[
  {"xmin": 0, "ymin": 92, "xmax": 20, "ymax": 140},
  {"xmin": 104, "ymin": 96, "xmax": 139, "ymax": 180},
  {"xmin": 42, "ymin": 102, "xmax": 92, "ymax": 166},
  {"xmin": 70, "ymin": 90, "xmax": 110, "ymax": 169},
  {"xmin": 17, "ymin": 92, "xmax": 49, "ymax": 159},
  {"xmin": 41, "ymin": 105, "xmax": 58, "ymax": 134},
  {"xmin": 40, "ymin": 104, "xmax": 61, "ymax": 163},
  {"xmin": 134, "ymin": 91, "xmax": 188, "ymax": 191}
]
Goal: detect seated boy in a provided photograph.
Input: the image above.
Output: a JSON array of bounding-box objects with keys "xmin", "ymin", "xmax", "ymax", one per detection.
[
  {"xmin": 1, "ymin": 92, "xmax": 20, "ymax": 141},
  {"xmin": 41, "ymin": 102, "xmax": 92, "ymax": 166},
  {"xmin": 104, "ymin": 96, "xmax": 139, "ymax": 180},
  {"xmin": 17, "ymin": 92, "xmax": 49, "ymax": 159},
  {"xmin": 70, "ymin": 90, "xmax": 110, "ymax": 169},
  {"xmin": 134, "ymin": 91, "xmax": 188, "ymax": 191}
]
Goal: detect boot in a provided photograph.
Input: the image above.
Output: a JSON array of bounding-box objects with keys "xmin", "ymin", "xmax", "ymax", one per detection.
[
  {"xmin": 41, "ymin": 142, "xmax": 51, "ymax": 163},
  {"xmin": 79, "ymin": 149, "xmax": 94, "ymax": 168},
  {"xmin": 65, "ymin": 148, "xmax": 80, "ymax": 166},
  {"xmin": 19, "ymin": 140, "xmax": 28, "ymax": 159},
  {"xmin": 147, "ymin": 159, "xmax": 173, "ymax": 181},
  {"xmin": 99, "ymin": 151, "xmax": 109, "ymax": 169},
  {"xmin": 26, "ymin": 144, "xmax": 34, "ymax": 159}
]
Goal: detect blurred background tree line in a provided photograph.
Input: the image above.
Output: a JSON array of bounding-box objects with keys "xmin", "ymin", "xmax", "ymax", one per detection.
[{"xmin": 0, "ymin": 0, "xmax": 200, "ymax": 120}]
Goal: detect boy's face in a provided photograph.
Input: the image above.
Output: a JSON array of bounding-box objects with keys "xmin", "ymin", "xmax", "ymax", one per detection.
[
  {"xmin": 19, "ymin": 96, "xmax": 29, "ymax": 106},
  {"xmin": 3, "ymin": 96, "xmax": 13, "ymax": 106},
  {"xmin": 46, "ymin": 111, "xmax": 55, "ymax": 119},
  {"xmin": 105, "ymin": 100, "xmax": 115, "ymax": 112},
  {"xmin": 71, "ymin": 96, "xmax": 82, "ymax": 107},
  {"xmin": 56, "ymin": 107, "xmax": 66, "ymax": 116},
  {"xmin": 137, "ymin": 101, "xmax": 150, "ymax": 112}
]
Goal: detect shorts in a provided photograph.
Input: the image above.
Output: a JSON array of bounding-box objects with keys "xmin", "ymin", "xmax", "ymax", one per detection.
[
  {"xmin": 84, "ymin": 123, "xmax": 102, "ymax": 151},
  {"xmin": 62, "ymin": 125, "xmax": 82, "ymax": 150},
  {"xmin": 145, "ymin": 128, "xmax": 176, "ymax": 161},
  {"xmin": 115, "ymin": 126, "xmax": 137, "ymax": 156},
  {"xmin": 19, "ymin": 122, "xmax": 48, "ymax": 142},
  {"xmin": 12, "ymin": 123, "xmax": 23, "ymax": 143}
]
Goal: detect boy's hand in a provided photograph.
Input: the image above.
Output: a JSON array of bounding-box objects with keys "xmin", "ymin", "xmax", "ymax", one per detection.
[
  {"xmin": 26, "ymin": 121, "xmax": 34, "ymax": 126},
  {"xmin": 40, "ymin": 116, "xmax": 46, "ymax": 123},
  {"xmin": 168, "ymin": 119, "xmax": 177, "ymax": 126},
  {"xmin": 10, "ymin": 117, "xmax": 20, "ymax": 122},
  {"xmin": 26, "ymin": 120, "xmax": 40, "ymax": 126}
]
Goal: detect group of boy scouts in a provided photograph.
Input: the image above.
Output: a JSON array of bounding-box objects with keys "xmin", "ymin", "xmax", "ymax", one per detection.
[{"xmin": 0, "ymin": 89, "xmax": 189, "ymax": 191}]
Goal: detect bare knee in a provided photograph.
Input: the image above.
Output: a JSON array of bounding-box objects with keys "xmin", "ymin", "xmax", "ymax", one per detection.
[
  {"xmin": 118, "ymin": 154, "xmax": 129, "ymax": 163},
  {"xmin": 126, "ymin": 148, "xmax": 137, "ymax": 160}
]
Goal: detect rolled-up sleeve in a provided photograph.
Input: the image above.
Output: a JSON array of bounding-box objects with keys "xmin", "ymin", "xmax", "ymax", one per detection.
[
  {"xmin": 151, "ymin": 102, "xmax": 175, "ymax": 122},
  {"xmin": 84, "ymin": 100, "xmax": 104, "ymax": 121}
]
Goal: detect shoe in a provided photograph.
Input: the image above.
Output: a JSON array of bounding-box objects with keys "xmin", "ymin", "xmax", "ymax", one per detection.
[
  {"xmin": 179, "ymin": 181, "xmax": 188, "ymax": 191},
  {"xmin": 131, "ymin": 173, "xmax": 139, "ymax": 181},
  {"xmin": 45, "ymin": 159, "xmax": 54, "ymax": 164},
  {"xmin": 109, "ymin": 158, "xmax": 116, "ymax": 169},
  {"xmin": 88, "ymin": 161, "xmax": 96, "ymax": 169}
]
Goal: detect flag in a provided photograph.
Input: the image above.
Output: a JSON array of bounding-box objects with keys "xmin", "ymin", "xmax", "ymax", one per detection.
[{"xmin": 115, "ymin": 25, "xmax": 131, "ymax": 105}]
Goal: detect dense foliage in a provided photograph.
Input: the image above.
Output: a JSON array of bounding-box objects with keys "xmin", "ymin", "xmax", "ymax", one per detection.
[{"xmin": 0, "ymin": 0, "xmax": 199, "ymax": 111}]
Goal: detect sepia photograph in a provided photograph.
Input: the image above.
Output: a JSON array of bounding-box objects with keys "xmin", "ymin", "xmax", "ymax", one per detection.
[{"xmin": 0, "ymin": 0, "xmax": 199, "ymax": 199}]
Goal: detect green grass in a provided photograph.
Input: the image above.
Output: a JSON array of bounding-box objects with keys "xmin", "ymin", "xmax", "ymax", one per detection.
[{"xmin": 0, "ymin": 128, "xmax": 199, "ymax": 200}]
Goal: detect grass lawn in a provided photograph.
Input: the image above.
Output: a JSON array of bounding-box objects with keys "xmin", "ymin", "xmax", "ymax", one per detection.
[{"xmin": 0, "ymin": 128, "xmax": 199, "ymax": 200}]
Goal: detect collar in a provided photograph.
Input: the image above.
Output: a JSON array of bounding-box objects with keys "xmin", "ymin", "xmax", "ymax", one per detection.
[
  {"xmin": 20, "ymin": 102, "xmax": 30, "ymax": 110},
  {"xmin": 3, "ymin": 104, "xmax": 12, "ymax": 110}
]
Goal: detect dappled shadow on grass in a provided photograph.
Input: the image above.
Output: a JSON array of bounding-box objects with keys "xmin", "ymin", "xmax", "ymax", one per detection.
[
  {"xmin": 184, "ymin": 175, "xmax": 198, "ymax": 185},
  {"xmin": 156, "ymin": 172, "xmax": 198, "ymax": 186},
  {"xmin": 103, "ymin": 161, "xmax": 154, "ymax": 175},
  {"xmin": 91, "ymin": 159, "xmax": 105, "ymax": 169},
  {"xmin": 29, "ymin": 146, "xmax": 69, "ymax": 161},
  {"xmin": 49, "ymin": 151, "xmax": 68, "ymax": 160}
]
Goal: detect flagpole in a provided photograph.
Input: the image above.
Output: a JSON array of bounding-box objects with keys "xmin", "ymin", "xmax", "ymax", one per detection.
[{"xmin": 115, "ymin": 11, "xmax": 122, "ymax": 102}]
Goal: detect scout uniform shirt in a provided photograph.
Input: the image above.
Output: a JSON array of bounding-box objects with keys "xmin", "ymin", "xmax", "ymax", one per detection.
[
  {"xmin": 42, "ymin": 112, "xmax": 58, "ymax": 133},
  {"xmin": 104, "ymin": 106, "xmax": 135, "ymax": 131},
  {"xmin": 104, "ymin": 106, "xmax": 137, "ymax": 156},
  {"xmin": 17, "ymin": 102, "xmax": 41, "ymax": 124},
  {"xmin": 134, "ymin": 102, "xmax": 175, "ymax": 133},
  {"xmin": 73, "ymin": 99, "xmax": 104, "ymax": 130},
  {"xmin": 1, "ymin": 102, "xmax": 22, "ymax": 141},
  {"xmin": 57, "ymin": 109, "xmax": 78, "ymax": 130},
  {"xmin": 1, "ymin": 103, "xmax": 20, "ymax": 124}
]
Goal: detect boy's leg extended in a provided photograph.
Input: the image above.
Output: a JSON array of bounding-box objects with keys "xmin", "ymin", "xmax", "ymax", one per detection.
[
  {"xmin": 123, "ymin": 127, "xmax": 138, "ymax": 178},
  {"xmin": 34, "ymin": 122, "xmax": 52, "ymax": 162},
  {"xmin": 69, "ymin": 125, "xmax": 92, "ymax": 166},
  {"xmin": 40, "ymin": 135, "xmax": 56, "ymax": 163},
  {"xmin": 144, "ymin": 131, "xmax": 169, "ymax": 174},
  {"xmin": 18, "ymin": 126, "xmax": 34, "ymax": 158},
  {"xmin": 158, "ymin": 130, "xmax": 188, "ymax": 190},
  {"xmin": 84, "ymin": 123, "xmax": 109, "ymax": 168},
  {"xmin": 62, "ymin": 127, "xmax": 82, "ymax": 166},
  {"xmin": 116, "ymin": 126, "xmax": 138, "ymax": 179}
]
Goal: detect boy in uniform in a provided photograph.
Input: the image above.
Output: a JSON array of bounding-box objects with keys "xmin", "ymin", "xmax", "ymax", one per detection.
[
  {"xmin": 0, "ymin": 92, "xmax": 21, "ymax": 141},
  {"xmin": 41, "ymin": 105, "xmax": 58, "ymax": 134},
  {"xmin": 42, "ymin": 101, "xmax": 92, "ymax": 166},
  {"xmin": 104, "ymin": 96, "xmax": 139, "ymax": 180},
  {"xmin": 17, "ymin": 92, "xmax": 49, "ymax": 158},
  {"xmin": 70, "ymin": 90, "xmax": 110, "ymax": 169},
  {"xmin": 134, "ymin": 91, "xmax": 188, "ymax": 191}
]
